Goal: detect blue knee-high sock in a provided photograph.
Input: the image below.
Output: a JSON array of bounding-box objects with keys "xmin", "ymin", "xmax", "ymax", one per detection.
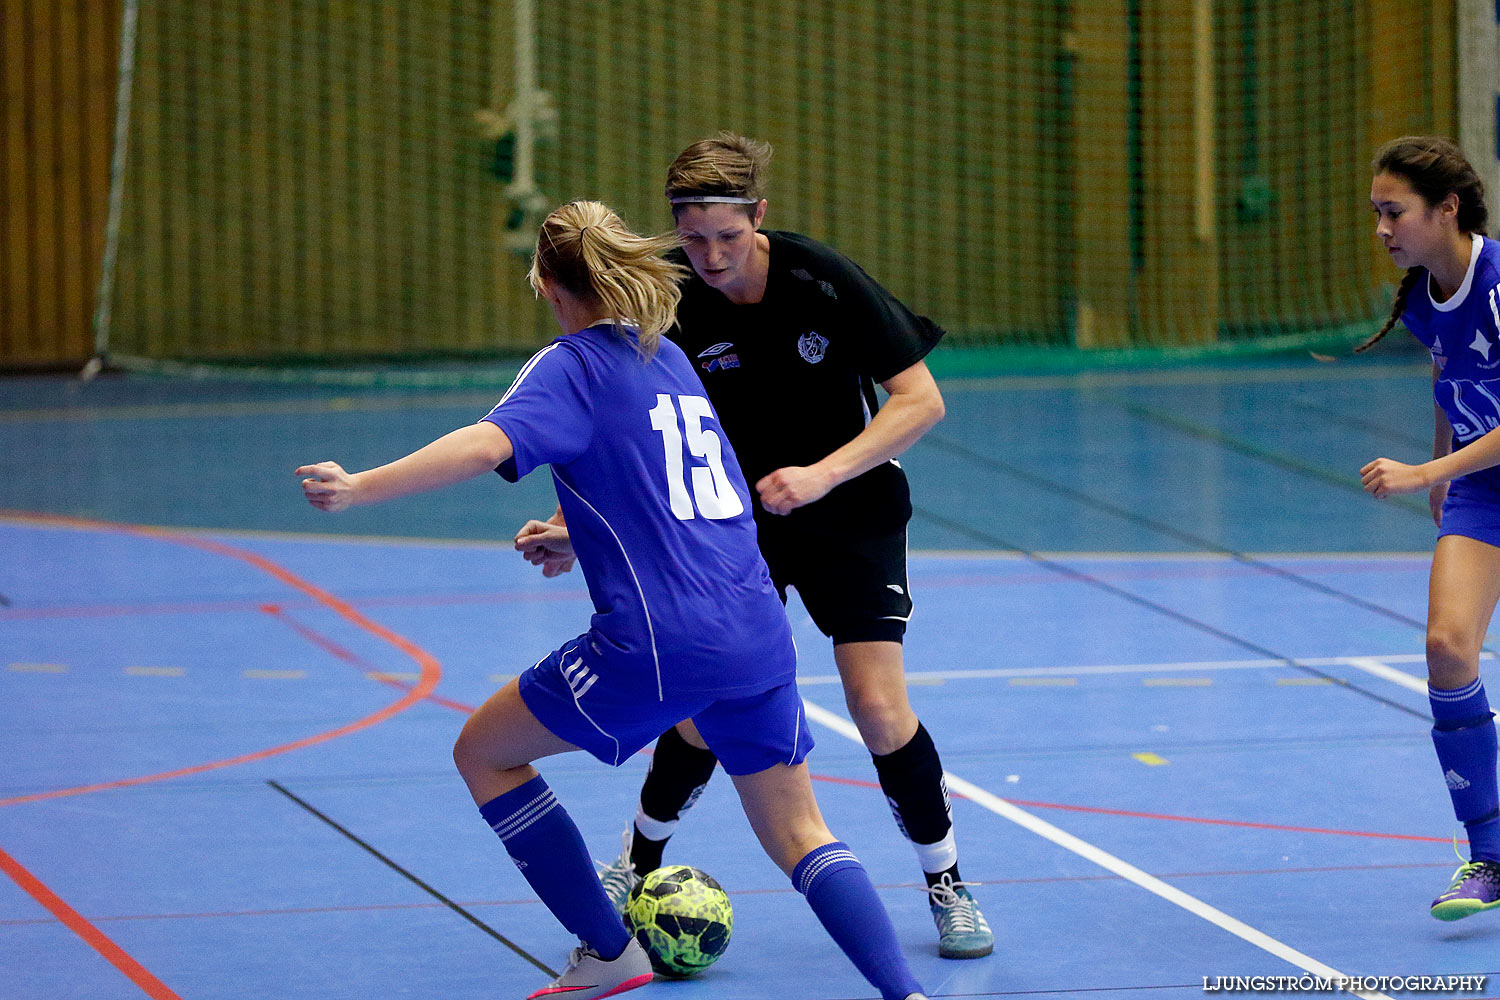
[
  {"xmin": 1430, "ymin": 680, "xmax": 1500, "ymax": 862},
  {"xmin": 791, "ymin": 842, "xmax": 923, "ymax": 1000},
  {"xmin": 479, "ymin": 775, "xmax": 630, "ymax": 958}
]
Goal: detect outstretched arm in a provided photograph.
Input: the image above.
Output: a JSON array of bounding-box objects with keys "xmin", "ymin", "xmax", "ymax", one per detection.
[
  {"xmin": 298, "ymin": 422, "xmax": 515, "ymax": 512},
  {"xmin": 756, "ymin": 359, "xmax": 945, "ymax": 515}
]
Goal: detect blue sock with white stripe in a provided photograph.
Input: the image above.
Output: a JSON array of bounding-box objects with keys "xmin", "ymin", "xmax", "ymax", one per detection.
[
  {"xmin": 1430, "ymin": 680, "xmax": 1500, "ymax": 862},
  {"xmin": 479, "ymin": 775, "xmax": 630, "ymax": 958},
  {"xmin": 791, "ymin": 841, "xmax": 923, "ymax": 1000}
]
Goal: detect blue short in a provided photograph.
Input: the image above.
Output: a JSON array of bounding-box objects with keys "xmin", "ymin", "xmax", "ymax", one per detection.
[
  {"xmin": 1439, "ymin": 476, "xmax": 1500, "ymax": 548},
  {"xmin": 517, "ymin": 635, "xmax": 814, "ymax": 776}
]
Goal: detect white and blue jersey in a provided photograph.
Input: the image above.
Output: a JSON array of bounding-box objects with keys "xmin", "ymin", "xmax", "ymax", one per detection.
[
  {"xmin": 482, "ymin": 323, "xmax": 795, "ymax": 700},
  {"xmin": 1403, "ymin": 234, "xmax": 1500, "ymax": 495}
]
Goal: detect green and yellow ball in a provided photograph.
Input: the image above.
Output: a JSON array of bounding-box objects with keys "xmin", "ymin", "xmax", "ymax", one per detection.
[{"xmin": 623, "ymin": 864, "xmax": 733, "ymax": 978}]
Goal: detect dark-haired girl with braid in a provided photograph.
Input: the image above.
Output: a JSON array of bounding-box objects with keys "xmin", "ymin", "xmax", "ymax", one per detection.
[{"xmin": 1360, "ymin": 135, "xmax": 1500, "ymax": 920}]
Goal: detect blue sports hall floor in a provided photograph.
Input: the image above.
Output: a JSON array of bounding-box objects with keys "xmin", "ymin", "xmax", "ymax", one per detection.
[{"xmin": 2, "ymin": 352, "xmax": 1497, "ymax": 999}]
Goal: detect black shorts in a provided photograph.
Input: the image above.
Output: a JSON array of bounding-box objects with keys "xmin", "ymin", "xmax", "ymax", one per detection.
[{"xmin": 758, "ymin": 524, "xmax": 912, "ymax": 645}]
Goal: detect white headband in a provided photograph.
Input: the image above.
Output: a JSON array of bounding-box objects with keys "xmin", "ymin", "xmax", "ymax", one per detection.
[{"xmin": 668, "ymin": 195, "xmax": 759, "ymax": 205}]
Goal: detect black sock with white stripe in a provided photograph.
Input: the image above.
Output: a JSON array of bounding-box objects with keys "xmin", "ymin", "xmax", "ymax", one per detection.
[
  {"xmin": 631, "ymin": 726, "xmax": 719, "ymax": 872},
  {"xmin": 871, "ymin": 722, "xmax": 962, "ymax": 887}
]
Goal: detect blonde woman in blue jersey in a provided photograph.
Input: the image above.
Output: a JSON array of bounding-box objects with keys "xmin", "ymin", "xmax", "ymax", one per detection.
[
  {"xmin": 297, "ymin": 202, "xmax": 929, "ymax": 1000},
  {"xmin": 1359, "ymin": 136, "xmax": 1500, "ymax": 919}
]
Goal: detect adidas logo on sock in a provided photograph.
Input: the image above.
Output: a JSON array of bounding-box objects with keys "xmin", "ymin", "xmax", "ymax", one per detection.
[{"xmin": 1446, "ymin": 769, "xmax": 1472, "ymax": 791}]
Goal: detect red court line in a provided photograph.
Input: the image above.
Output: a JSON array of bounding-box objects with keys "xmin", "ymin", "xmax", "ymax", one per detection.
[
  {"xmin": 260, "ymin": 603, "xmax": 476, "ymax": 715},
  {"xmin": 0, "ymin": 587, "xmax": 588, "ymax": 622},
  {"xmin": 999, "ymin": 796, "xmax": 1462, "ymax": 844},
  {"xmin": 808, "ymin": 772, "xmax": 1459, "ymax": 844},
  {"xmin": 0, "ymin": 842, "xmax": 183, "ymax": 1000},
  {"xmin": 0, "ymin": 513, "xmax": 443, "ymax": 808},
  {"xmin": 2, "ymin": 859, "xmax": 1460, "ymax": 929},
  {"xmin": 0, "ymin": 511, "xmax": 1448, "ymax": 844}
]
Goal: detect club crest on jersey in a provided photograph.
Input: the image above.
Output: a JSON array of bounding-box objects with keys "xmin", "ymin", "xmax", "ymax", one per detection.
[{"xmin": 798, "ymin": 330, "xmax": 829, "ymax": 364}]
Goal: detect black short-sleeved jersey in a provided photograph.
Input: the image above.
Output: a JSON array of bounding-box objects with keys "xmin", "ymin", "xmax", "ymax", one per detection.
[{"xmin": 665, "ymin": 230, "xmax": 944, "ymax": 536}]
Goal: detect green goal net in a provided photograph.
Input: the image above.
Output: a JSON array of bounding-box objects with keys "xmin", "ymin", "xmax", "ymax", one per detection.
[{"xmin": 100, "ymin": 0, "xmax": 1457, "ymax": 377}]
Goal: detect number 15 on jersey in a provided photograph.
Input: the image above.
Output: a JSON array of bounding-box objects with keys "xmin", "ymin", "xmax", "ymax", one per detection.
[{"xmin": 648, "ymin": 394, "xmax": 745, "ymax": 521}]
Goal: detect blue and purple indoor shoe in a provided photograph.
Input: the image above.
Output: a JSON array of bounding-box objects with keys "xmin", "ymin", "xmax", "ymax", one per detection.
[{"xmin": 1430, "ymin": 860, "xmax": 1500, "ymax": 921}]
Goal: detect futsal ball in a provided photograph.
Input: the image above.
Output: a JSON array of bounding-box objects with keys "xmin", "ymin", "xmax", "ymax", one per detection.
[{"xmin": 623, "ymin": 864, "xmax": 733, "ymax": 978}]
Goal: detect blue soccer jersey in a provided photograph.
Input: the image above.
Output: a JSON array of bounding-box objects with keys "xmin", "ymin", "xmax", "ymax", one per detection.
[
  {"xmin": 482, "ymin": 324, "xmax": 795, "ymax": 699},
  {"xmin": 1402, "ymin": 234, "xmax": 1500, "ymax": 493}
]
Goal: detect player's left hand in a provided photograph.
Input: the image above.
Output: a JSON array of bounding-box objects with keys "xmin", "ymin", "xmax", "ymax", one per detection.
[
  {"xmin": 297, "ymin": 461, "xmax": 358, "ymax": 512},
  {"xmin": 756, "ymin": 465, "xmax": 836, "ymax": 515},
  {"xmin": 515, "ymin": 518, "xmax": 576, "ymax": 577},
  {"xmin": 1360, "ymin": 457, "xmax": 1430, "ymax": 499}
]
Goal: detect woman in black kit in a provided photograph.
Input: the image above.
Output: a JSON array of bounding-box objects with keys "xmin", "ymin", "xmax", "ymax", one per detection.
[{"xmin": 574, "ymin": 132, "xmax": 992, "ymax": 960}]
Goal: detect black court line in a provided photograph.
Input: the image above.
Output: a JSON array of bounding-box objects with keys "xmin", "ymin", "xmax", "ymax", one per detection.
[
  {"xmin": 920, "ymin": 432, "xmax": 1430, "ymax": 634},
  {"xmin": 1284, "ymin": 398, "xmax": 1432, "ymax": 453},
  {"xmin": 828, "ymin": 987, "xmax": 1210, "ymax": 998},
  {"xmin": 850, "ymin": 975, "xmax": 1500, "ymax": 998},
  {"xmin": 1073, "ymin": 395, "xmax": 1496, "ymax": 659},
  {"xmin": 909, "ymin": 504, "xmax": 1432, "ymax": 723},
  {"xmin": 1106, "ymin": 396, "xmax": 1431, "ymax": 516},
  {"xmin": 266, "ymin": 780, "xmax": 557, "ymax": 977}
]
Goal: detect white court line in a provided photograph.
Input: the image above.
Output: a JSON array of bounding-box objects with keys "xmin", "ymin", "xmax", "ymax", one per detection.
[
  {"xmin": 801, "ymin": 698, "xmax": 1391, "ymax": 1000},
  {"xmin": 1345, "ymin": 657, "xmax": 1428, "ymax": 697},
  {"xmin": 796, "ymin": 652, "xmax": 1470, "ymax": 686},
  {"xmin": 1345, "ymin": 656, "xmax": 1500, "ymax": 721}
]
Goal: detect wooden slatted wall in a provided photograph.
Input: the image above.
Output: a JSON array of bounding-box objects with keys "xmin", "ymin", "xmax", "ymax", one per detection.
[{"xmin": 0, "ymin": 0, "xmax": 121, "ymax": 368}]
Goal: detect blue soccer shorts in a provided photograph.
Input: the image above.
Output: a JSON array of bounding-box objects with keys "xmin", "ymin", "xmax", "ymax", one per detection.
[
  {"xmin": 517, "ymin": 634, "xmax": 815, "ymax": 775},
  {"xmin": 1440, "ymin": 475, "xmax": 1500, "ymax": 548}
]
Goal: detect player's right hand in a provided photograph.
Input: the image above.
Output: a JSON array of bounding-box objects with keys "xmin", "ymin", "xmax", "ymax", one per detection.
[
  {"xmin": 1429, "ymin": 481, "xmax": 1449, "ymax": 527},
  {"xmin": 515, "ymin": 518, "xmax": 576, "ymax": 577},
  {"xmin": 1359, "ymin": 457, "xmax": 1430, "ymax": 500},
  {"xmin": 297, "ymin": 461, "xmax": 357, "ymax": 513}
]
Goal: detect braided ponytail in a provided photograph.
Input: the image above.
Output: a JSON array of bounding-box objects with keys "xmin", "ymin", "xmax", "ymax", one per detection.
[{"xmin": 1353, "ymin": 266, "xmax": 1423, "ymax": 354}]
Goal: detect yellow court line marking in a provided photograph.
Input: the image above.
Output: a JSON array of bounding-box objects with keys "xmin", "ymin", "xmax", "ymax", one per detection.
[
  {"xmin": 1276, "ymin": 677, "xmax": 1334, "ymax": 686},
  {"xmin": 368, "ymin": 672, "xmax": 419, "ymax": 682},
  {"xmin": 124, "ymin": 666, "xmax": 186, "ymax": 677},
  {"xmin": 1132, "ymin": 752, "xmax": 1170, "ymax": 766},
  {"xmin": 243, "ymin": 669, "xmax": 307, "ymax": 680},
  {"xmin": 1009, "ymin": 677, "xmax": 1077, "ymax": 686},
  {"xmin": 8, "ymin": 663, "xmax": 67, "ymax": 673},
  {"xmin": 1143, "ymin": 677, "xmax": 1212, "ymax": 687}
]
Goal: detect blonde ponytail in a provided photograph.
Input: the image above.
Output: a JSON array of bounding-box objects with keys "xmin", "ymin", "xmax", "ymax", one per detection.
[{"xmin": 528, "ymin": 201, "xmax": 687, "ymax": 358}]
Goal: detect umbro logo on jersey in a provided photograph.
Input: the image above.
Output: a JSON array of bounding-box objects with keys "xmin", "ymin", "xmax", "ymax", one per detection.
[
  {"xmin": 798, "ymin": 331, "xmax": 829, "ymax": 364},
  {"xmin": 887, "ymin": 584, "xmax": 905, "ymax": 594},
  {"xmin": 698, "ymin": 342, "xmax": 740, "ymax": 371},
  {"xmin": 1446, "ymin": 769, "xmax": 1472, "ymax": 791}
]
